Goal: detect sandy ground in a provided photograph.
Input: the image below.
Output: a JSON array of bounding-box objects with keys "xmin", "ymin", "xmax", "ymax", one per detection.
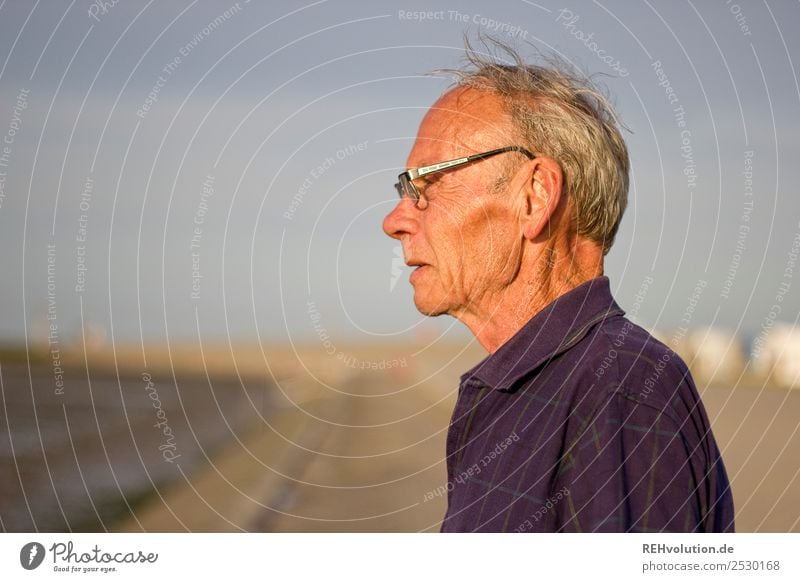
[
  {"xmin": 110, "ymin": 341, "xmax": 481, "ymax": 532},
  {"xmin": 2, "ymin": 341, "xmax": 798, "ymax": 532}
]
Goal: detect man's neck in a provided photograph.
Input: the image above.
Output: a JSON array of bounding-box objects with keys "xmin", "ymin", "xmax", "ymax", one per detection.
[
  {"xmin": 457, "ymin": 280, "xmax": 565, "ymax": 354},
  {"xmin": 458, "ymin": 243, "xmax": 604, "ymax": 353}
]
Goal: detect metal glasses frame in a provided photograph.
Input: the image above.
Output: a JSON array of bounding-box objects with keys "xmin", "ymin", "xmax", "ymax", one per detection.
[{"xmin": 394, "ymin": 145, "xmax": 535, "ymax": 209}]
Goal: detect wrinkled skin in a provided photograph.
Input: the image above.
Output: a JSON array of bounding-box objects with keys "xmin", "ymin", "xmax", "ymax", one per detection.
[{"xmin": 383, "ymin": 86, "xmax": 602, "ymax": 352}]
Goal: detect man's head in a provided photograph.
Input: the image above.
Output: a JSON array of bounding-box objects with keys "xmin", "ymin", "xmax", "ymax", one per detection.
[{"xmin": 383, "ymin": 42, "xmax": 629, "ymax": 335}]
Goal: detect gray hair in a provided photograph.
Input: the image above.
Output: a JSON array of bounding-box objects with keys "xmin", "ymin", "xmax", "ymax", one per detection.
[{"xmin": 443, "ymin": 39, "xmax": 630, "ymax": 254}]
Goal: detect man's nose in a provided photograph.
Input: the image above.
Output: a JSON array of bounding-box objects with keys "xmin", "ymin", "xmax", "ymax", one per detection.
[{"xmin": 382, "ymin": 198, "xmax": 419, "ymax": 241}]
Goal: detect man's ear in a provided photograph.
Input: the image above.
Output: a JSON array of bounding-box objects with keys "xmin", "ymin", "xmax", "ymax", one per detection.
[{"xmin": 518, "ymin": 157, "xmax": 563, "ymax": 241}]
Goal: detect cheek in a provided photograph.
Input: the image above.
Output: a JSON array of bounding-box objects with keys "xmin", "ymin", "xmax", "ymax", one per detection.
[
  {"xmin": 423, "ymin": 199, "xmax": 519, "ymax": 292},
  {"xmin": 423, "ymin": 204, "xmax": 469, "ymax": 270},
  {"xmin": 460, "ymin": 203, "xmax": 519, "ymax": 273}
]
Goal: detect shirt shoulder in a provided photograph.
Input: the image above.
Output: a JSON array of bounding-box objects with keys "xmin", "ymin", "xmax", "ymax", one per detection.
[
  {"xmin": 560, "ymin": 315, "xmax": 718, "ymax": 469},
  {"xmin": 583, "ymin": 315, "xmax": 696, "ymax": 423},
  {"xmin": 549, "ymin": 319, "xmax": 731, "ymax": 531}
]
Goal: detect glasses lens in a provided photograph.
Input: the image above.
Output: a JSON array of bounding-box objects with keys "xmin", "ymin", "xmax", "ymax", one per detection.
[{"xmin": 396, "ymin": 174, "xmax": 418, "ymax": 203}]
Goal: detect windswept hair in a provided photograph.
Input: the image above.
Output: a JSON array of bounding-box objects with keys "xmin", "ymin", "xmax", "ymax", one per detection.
[{"xmin": 440, "ymin": 38, "xmax": 630, "ymax": 254}]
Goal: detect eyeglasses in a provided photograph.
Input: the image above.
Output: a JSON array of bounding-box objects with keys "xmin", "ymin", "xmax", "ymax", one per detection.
[{"xmin": 394, "ymin": 145, "xmax": 535, "ymax": 209}]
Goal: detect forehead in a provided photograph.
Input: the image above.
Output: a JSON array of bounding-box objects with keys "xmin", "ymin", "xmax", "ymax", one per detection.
[{"xmin": 408, "ymin": 87, "xmax": 512, "ymax": 166}]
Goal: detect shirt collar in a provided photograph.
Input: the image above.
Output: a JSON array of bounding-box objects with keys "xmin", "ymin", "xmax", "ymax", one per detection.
[{"xmin": 460, "ymin": 276, "xmax": 625, "ymax": 392}]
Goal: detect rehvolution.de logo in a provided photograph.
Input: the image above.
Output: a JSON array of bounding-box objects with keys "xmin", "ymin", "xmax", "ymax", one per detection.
[{"xmin": 20, "ymin": 542, "xmax": 46, "ymax": 570}]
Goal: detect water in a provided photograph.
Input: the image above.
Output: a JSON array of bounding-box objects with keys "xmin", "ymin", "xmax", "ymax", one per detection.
[{"xmin": 0, "ymin": 362, "xmax": 273, "ymax": 532}]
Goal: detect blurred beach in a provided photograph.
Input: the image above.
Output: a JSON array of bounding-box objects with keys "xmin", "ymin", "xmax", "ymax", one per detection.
[{"xmin": 1, "ymin": 339, "xmax": 798, "ymax": 533}]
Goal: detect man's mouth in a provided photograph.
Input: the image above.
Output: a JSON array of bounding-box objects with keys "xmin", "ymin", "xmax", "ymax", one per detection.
[
  {"xmin": 409, "ymin": 263, "xmax": 429, "ymax": 283},
  {"xmin": 406, "ymin": 260, "xmax": 430, "ymax": 270}
]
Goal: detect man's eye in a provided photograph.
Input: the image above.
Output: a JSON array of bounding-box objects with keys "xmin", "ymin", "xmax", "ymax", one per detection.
[
  {"xmin": 418, "ymin": 179, "xmax": 438, "ymax": 198},
  {"xmin": 420, "ymin": 173, "xmax": 443, "ymax": 188}
]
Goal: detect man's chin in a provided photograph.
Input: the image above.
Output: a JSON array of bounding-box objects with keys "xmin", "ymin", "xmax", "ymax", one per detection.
[{"xmin": 413, "ymin": 294, "xmax": 448, "ymax": 317}]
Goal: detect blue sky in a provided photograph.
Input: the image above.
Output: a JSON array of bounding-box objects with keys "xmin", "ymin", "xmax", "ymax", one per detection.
[{"xmin": 0, "ymin": 0, "xmax": 798, "ymax": 348}]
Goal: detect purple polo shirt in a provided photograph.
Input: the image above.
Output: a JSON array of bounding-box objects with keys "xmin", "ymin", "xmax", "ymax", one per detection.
[{"xmin": 440, "ymin": 276, "xmax": 734, "ymax": 532}]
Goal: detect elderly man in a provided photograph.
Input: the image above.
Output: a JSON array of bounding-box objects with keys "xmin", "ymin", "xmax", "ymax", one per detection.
[{"xmin": 382, "ymin": 46, "xmax": 734, "ymax": 532}]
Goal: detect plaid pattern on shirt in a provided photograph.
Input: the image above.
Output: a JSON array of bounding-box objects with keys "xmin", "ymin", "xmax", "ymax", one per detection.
[{"xmin": 440, "ymin": 277, "xmax": 735, "ymax": 532}]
